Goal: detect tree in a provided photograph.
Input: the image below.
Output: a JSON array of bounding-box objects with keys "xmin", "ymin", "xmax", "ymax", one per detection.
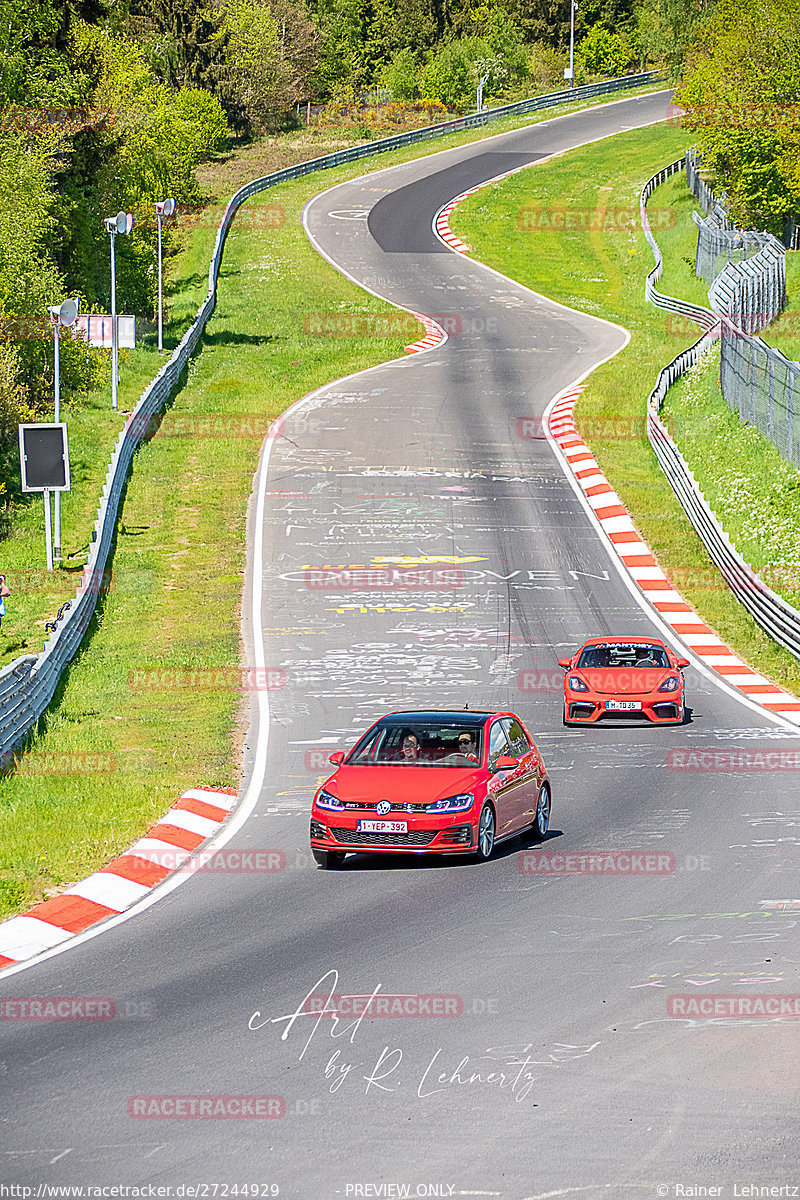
[
  {"xmin": 578, "ymin": 22, "xmax": 634, "ymax": 75},
  {"xmin": 220, "ymin": 0, "xmax": 317, "ymax": 129},
  {"xmin": 382, "ymin": 47, "xmax": 422, "ymax": 99},
  {"xmin": 126, "ymin": 0, "xmax": 228, "ymax": 93},
  {"xmin": 633, "ymin": 0, "xmax": 718, "ymax": 79},
  {"xmin": 421, "ymin": 39, "xmax": 476, "ymax": 107},
  {"xmin": 675, "ymin": 0, "xmax": 800, "ymax": 230}
]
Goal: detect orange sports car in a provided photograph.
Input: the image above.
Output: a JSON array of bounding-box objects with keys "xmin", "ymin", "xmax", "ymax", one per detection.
[{"xmin": 558, "ymin": 637, "xmax": 689, "ymax": 726}]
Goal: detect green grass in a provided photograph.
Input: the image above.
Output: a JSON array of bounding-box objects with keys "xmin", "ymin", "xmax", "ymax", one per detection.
[
  {"xmin": 0, "ymin": 83, "xmax": 670, "ymax": 920},
  {"xmin": 451, "ymin": 122, "xmax": 800, "ymax": 696},
  {"xmin": 759, "ymin": 254, "xmax": 800, "ymax": 361},
  {"xmin": 661, "ymin": 346, "xmax": 800, "ymax": 609}
]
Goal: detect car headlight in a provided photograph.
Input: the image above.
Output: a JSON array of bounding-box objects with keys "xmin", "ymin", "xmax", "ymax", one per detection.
[
  {"xmin": 316, "ymin": 789, "xmax": 344, "ymax": 810},
  {"xmin": 658, "ymin": 676, "xmax": 680, "ymax": 692},
  {"xmin": 568, "ymin": 675, "xmax": 589, "ymax": 692},
  {"xmin": 426, "ymin": 793, "xmax": 474, "ymax": 813}
]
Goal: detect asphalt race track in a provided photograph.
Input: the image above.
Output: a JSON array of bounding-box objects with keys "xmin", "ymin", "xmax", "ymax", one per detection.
[{"xmin": 2, "ymin": 91, "xmax": 799, "ymax": 1197}]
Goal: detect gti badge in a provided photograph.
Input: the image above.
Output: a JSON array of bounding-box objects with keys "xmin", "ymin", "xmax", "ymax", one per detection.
[{"xmin": 376, "ymin": 800, "xmax": 392, "ymax": 815}]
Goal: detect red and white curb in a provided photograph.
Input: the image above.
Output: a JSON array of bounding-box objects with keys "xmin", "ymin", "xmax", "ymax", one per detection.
[
  {"xmin": 435, "ymin": 166, "xmax": 529, "ymax": 254},
  {"xmin": 405, "ymin": 313, "xmax": 447, "ymax": 354},
  {"xmin": 0, "ymin": 787, "xmax": 237, "ymax": 971},
  {"xmin": 549, "ymin": 388, "xmax": 800, "ymax": 723}
]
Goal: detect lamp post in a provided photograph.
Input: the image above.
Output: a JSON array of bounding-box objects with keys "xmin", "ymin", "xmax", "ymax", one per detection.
[
  {"xmin": 47, "ymin": 298, "xmax": 79, "ymax": 561},
  {"xmin": 103, "ymin": 210, "xmax": 133, "ymax": 411},
  {"xmin": 154, "ymin": 198, "xmax": 175, "ymax": 353},
  {"xmin": 569, "ymin": 0, "xmax": 577, "ymax": 89}
]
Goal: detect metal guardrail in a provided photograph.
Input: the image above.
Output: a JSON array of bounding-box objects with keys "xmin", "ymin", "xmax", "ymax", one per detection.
[
  {"xmin": 641, "ymin": 157, "xmax": 718, "ymax": 333},
  {"xmin": 641, "ymin": 162, "xmax": 800, "ymax": 661},
  {"xmin": 0, "ymin": 72, "xmax": 664, "ymax": 765}
]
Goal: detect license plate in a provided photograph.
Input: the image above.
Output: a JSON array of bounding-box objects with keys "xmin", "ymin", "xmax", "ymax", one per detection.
[
  {"xmin": 357, "ymin": 820, "xmax": 408, "ymax": 833},
  {"xmin": 605, "ymin": 700, "xmax": 642, "ymax": 711}
]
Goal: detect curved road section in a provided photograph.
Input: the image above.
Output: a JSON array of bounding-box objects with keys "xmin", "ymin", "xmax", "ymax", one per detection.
[{"xmin": 2, "ymin": 92, "xmax": 799, "ymax": 1195}]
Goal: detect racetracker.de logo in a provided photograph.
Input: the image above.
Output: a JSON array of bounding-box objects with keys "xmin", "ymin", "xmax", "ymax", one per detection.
[
  {"xmin": 304, "ymin": 565, "xmax": 463, "ymax": 589},
  {"xmin": 0, "ymin": 106, "xmax": 115, "ymax": 132},
  {"xmin": 517, "ymin": 668, "xmax": 563, "ymax": 693},
  {"xmin": 1, "ymin": 997, "xmax": 115, "ymax": 1020},
  {"xmin": 667, "ymin": 994, "xmax": 800, "ymax": 1018},
  {"xmin": 667, "ymin": 749, "xmax": 800, "ymax": 772},
  {"xmin": 119, "ymin": 848, "xmax": 286, "ymax": 875},
  {"xmin": 128, "ymin": 1095, "xmax": 285, "ymax": 1118},
  {"xmin": 0, "ymin": 751, "xmax": 117, "ymax": 777},
  {"xmin": 303, "ymin": 993, "xmax": 462, "ymax": 1017},
  {"xmin": 128, "ymin": 413, "xmax": 285, "ymax": 439},
  {"xmin": 518, "ymin": 851, "xmax": 676, "ymax": 875},
  {"xmin": 303, "ymin": 313, "xmax": 460, "ymax": 337},
  {"xmin": 127, "ymin": 668, "xmax": 286, "ymax": 691},
  {"xmin": 516, "ymin": 205, "xmax": 676, "ymax": 231}
]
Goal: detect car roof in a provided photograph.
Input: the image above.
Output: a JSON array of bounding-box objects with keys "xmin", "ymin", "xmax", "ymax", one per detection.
[
  {"xmin": 580, "ymin": 636, "xmax": 665, "ymax": 647},
  {"xmin": 379, "ymin": 710, "xmax": 497, "ymax": 727}
]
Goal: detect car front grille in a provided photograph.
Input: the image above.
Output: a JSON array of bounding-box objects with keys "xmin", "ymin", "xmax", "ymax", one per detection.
[
  {"xmin": 330, "ymin": 828, "xmax": 437, "ymax": 847},
  {"xmin": 342, "ymin": 801, "xmax": 429, "ymax": 812}
]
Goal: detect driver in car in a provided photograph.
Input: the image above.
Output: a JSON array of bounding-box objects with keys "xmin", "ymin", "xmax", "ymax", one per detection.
[{"xmin": 457, "ymin": 732, "xmax": 478, "ymax": 762}]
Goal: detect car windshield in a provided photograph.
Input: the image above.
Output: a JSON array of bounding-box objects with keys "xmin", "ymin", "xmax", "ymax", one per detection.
[
  {"xmin": 577, "ymin": 643, "xmax": 670, "ymax": 669},
  {"xmin": 346, "ymin": 722, "xmax": 483, "ymax": 766}
]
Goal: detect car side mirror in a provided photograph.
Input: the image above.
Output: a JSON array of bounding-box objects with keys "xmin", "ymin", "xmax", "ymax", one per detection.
[
  {"xmin": 557, "ymin": 658, "xmax": 570, "ymax": 669},
  {"xmin": 492, "ymin": 755, "xmax": 520, "ymax": 772},
  {"xmin": 676, "ymin": 658, "xmax": 690, "ymax": 669},
  {"xmin": 328, "ymin": 751, "xmax": 345, "ymax": 765}
]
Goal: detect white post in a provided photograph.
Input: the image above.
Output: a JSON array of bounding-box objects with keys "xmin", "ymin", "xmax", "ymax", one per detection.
[
  {"xmin": 157, "ymin": 207, "xmax": 163, "ymax": 353},
  {"xmin": 53, "ymin": 321, "xmax": 61, "ymax": 560},
  {"xmin": 569, "ymin": 0, "xmax": 576, "ymax": 89},
  {"xmin": 43, "ymin": 488, "xmax": 53, "ymax": 572},
  {"xmin": 110, "ymin": 228, "xmax": 118, "ymax": 411}
]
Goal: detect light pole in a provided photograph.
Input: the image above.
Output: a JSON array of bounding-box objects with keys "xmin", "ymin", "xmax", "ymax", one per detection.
[
  {"xmin": 104, "ymin": 210, "xmax": 133, "ymax": 411},
  {"xmin": 47, "ymin": 297, "xmax": 79, "ymax": 561},
  {"xmin": 569, "ymin": 0, "xmax": 577, "ymax": 89},
  {"xmin": 154, "ymin": 198, "xmax": 175, "ymax": 353}
]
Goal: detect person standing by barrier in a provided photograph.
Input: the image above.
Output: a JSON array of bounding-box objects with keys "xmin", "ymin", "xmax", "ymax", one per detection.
[{"xmin": 0, "ymin": 575, "xmax": 9, "ymax": 629}]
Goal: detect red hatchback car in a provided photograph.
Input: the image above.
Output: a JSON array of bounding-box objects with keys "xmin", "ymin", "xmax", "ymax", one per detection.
[
  {"xmin": 559, "ymin": 636, "xmax": 689, "ymax": 725},
  {"xmin": 310, "ymin": 710, "xmax": 551, "ymax": 869}
]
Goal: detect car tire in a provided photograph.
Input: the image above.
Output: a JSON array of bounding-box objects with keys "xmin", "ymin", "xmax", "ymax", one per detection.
[
  {"xmin": 530, "ymin": 784, "xmax": 551, "ymax": 841},
  {"xmin": 475, "ymin": 802, "xmax": 496, "ymax": 862},
  {"xmin": 312, "ymin": 849, "xmax": 346, "ymax": 870}
]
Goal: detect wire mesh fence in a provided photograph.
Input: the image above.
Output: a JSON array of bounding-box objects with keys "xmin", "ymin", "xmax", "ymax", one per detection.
[
  {"xmin": 719, "ymin": 320, "xmax": 800, "ymax": 467},
  {"xmin": 687, "ymin": 151, "xmax": 786, "ymax": 331}
]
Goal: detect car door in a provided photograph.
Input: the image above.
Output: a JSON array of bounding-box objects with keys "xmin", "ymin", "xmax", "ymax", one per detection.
[
  {"xmin": 486, "ymin": 719, "xmax": 524, "ymax": 837},
  {"xmin": 501, "ymin": 716, "xmax": 540, "ymax": 832}
]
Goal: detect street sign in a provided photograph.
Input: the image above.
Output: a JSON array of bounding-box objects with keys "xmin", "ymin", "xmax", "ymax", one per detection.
[
  {"xmin": 75, "ymin": 314, "xmax": 136, "ymax": 349},
  {"xmin": 19, "ymin": 423, "xmax": 71, "ymax": 492}
]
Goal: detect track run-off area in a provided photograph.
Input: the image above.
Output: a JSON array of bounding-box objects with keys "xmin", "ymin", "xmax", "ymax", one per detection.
[{"xmin": 2, "ymin": 91, "xmax": 799, "ymax": 1196}]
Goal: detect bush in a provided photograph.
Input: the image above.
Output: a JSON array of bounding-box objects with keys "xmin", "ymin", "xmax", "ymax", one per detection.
[
  {"xmin": 578, "ymin": 23, "xmax": 635, "ymax": 77},
  {"xmin": 382, "ymin": 48, "xmax": 421, "ymax": 101}
]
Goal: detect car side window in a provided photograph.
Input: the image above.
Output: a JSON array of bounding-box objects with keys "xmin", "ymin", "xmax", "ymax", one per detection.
[
  {"xmin": 487, "ymin": 721, "xmax": 512, "ymax": 769},
  {"xmin": 501, "ymin": 718, "xmax": 530, "ymax": 758}
]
